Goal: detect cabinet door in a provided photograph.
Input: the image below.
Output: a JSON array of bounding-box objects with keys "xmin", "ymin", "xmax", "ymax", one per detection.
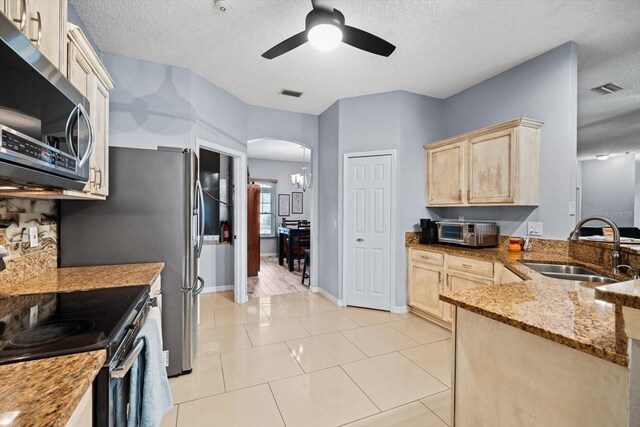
[
  {"xmin": 0, "ymin": 1, "xmax": 6, "ymax": 15},
  {"xmin": 5, "ymin": 0, "xmax": 27, "ymax": 32},
  {"xmin": 27, "ymin": 0, "xmax": 65, "ymax": 70},
  {"xmin": 426, "ymin": 141, "xmax": 465, "ymax": 205},
  {"xmin": 67, "ymin": 41, "xmax": 92, "ymax": 98},
  {"xmin": 91, "ymin": 79, "xmax": 109, "ymax": 196},
  {"xmin": 408, "ymin": 262, "xmax": 444, "ymax": 318},
  {"xmin": 449, "ymin": 270, "xmax": 494, "ymax": 293},
  {"xmin": 468, "ymin": 129, "xmax": 516, "ymax": 204}
]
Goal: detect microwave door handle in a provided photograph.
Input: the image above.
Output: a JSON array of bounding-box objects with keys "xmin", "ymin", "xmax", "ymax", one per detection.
[
  {"xmin": 65, "ymin": 104, "xmax": 80, "ymax": 160},
  {"xmin": 76, "ymin": 104, "xmax": 95, "ymax": 168}
]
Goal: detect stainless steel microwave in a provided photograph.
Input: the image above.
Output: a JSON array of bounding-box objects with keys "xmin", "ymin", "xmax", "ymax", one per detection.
[
  {"xmin": 437, "ymin": 221, "xmax": 499, "ymax": 247},
  {"xmin": 0, "ymin": 13, "xmax": 93, "ymax": 191}
]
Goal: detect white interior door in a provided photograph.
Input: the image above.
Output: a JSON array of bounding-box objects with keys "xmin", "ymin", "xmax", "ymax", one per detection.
[{"xmin": 346, "ymin": 155, "xmax": 392, "ymax": 310}]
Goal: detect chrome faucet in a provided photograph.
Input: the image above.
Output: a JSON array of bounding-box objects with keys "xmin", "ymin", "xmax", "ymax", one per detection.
[{"xmin": 568, "ymin": 216, "xmax": 620, "ymax": 274}]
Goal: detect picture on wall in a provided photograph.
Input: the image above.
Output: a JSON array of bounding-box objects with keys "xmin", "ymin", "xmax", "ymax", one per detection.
[
  {"xmin": 278, "ymin": 194, "xmax": 290, "ymax": 217},
  {"xmin": 292, "ymin": 192, "xmax": 303, "ymax": 214}
]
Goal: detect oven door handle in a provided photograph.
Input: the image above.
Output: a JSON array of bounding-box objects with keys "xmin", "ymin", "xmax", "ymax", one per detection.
[{"xmin": 111, "ymin": 338, "xmax": 145, "ymax": 379}]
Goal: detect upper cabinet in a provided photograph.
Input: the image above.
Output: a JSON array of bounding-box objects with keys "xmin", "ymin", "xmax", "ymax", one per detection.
[
  {"xmin": 425, "ymin": 118, "xmax": 543, "ymax": 207},
  {"xmin": 67, "ymin": 24, "xmax": 115, "ymax": 198},
  {"xmin": 426, "ymin": 141, "xmax": 465, "ymax": 205},
  {"xmin": 3, "ymin": 0, "xmax": 67, "ymax": 72}
]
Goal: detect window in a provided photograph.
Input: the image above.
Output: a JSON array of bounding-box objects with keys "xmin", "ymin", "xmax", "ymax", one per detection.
[{"xmin": 259, "ymin": 184, "xmax": 276, "ymax": 237}]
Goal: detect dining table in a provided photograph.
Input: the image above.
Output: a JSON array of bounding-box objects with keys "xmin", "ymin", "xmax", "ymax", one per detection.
[{"xmin": 277, "ymin": 226, "xmax": 310, "ymax": 272}]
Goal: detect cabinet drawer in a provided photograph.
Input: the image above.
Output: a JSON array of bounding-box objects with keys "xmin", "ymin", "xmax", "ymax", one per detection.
[
  {"xmin": 410, "ymin": 249, "xmax": 444, "ymax": 267},
  {"xmin": 448, "ymin": 255, "xmax": 494, "ymax": 278}
]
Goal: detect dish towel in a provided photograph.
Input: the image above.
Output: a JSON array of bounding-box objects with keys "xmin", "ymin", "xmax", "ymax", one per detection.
[{"xmin": 127, "ymin": 306, "xmax": 173, "ymax": 427}]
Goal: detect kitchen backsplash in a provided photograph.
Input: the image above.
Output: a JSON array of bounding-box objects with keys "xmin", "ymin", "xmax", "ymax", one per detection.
[{"xmin": 0, "ymin": 198, "xmax": 58, "ymax": 286}]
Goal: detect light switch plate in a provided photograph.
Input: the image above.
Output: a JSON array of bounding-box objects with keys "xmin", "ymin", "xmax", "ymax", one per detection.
[
  {"xmin": 528, "ymin": 222, "xmax": 543, "ymax": 237},
  {"xmin": 29, "ymin": 227, "xmax": 38, "ymax": 247}
]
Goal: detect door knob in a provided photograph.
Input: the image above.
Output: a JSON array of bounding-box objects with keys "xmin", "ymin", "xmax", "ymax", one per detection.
[{"xmin": 356, "ymin": 238, "xmax": 364, "ymax": 242}]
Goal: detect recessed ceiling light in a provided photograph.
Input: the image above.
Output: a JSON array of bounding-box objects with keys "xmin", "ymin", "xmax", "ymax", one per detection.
[
  {"xmin": 596, "ymin": 154, "xmax": 610, "ymax": 161},
  {"xmin": 591, "ymin": 83, "xmax": 623, "ymax": 95}
]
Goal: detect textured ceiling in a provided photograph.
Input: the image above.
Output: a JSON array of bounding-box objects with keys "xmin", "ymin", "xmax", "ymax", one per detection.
[
  {"xmin": 248, "ymin": 139, "xmax": 310, "ymax": 162},
  {"xmin": 70, "ymin": 0, "xmax": 640, "ymax": 155}
]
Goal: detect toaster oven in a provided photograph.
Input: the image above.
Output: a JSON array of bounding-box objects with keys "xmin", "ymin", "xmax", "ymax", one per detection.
[{"xmin": 436, "ymin": 221, "xmax": 499, "ymax": 247}]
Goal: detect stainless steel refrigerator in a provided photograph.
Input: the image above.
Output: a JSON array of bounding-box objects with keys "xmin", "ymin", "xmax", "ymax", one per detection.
[{"xmin": 59, "ymin": 146, "xmax": 205, "ymax": 377}]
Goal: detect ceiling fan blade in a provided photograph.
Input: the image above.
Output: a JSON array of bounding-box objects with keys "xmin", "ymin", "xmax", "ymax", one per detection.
[
  {"xmin": 342, "ymin": 25, "xmax": 396, "ymax": 57},
  {"xmin": 262, "ymin": 31, "xmax": 308, "ymax": 59}
]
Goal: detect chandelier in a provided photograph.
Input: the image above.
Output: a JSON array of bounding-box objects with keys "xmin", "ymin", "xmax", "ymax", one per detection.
[{"xmin": 291, "ymin": 147, "xmax": 311, "ymax": 192}]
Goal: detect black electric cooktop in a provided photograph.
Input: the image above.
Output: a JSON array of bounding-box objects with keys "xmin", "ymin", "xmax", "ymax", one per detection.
[{"xmin": 0, "ymin": 286, "xmax": 149, "ymax": 365}]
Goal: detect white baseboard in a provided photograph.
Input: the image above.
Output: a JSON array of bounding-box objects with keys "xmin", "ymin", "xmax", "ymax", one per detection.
[
  {"xmin": 391, "ymin": 305, "xmax": 409, "ymax": 314},
  {"xmin": 202, "ymin": 285, "xmax": 234, "ymax": 293},
  {"xmin": 315, "ymin": 287, "xmax": 345, "ymax": 306},
  {"xmin": 261, "ymin": 252, "xmax": 277, "ymax": 256}
]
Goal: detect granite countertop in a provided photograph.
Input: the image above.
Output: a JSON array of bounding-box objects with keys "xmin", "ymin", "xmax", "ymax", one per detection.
[
  {"xmin": 0, "ymin": 350, "xmax": 106, "ymax": 426},
  {"xmin": 407, "ymin": 237, "xmax": 631, "ymax": 366},
  {"xmin": 596, "ymin": 281, "xmax": 640, "ymax": 310},
  {"xmin": 0, "ymin": 262, "xmax": 165, "ymax": 297}
]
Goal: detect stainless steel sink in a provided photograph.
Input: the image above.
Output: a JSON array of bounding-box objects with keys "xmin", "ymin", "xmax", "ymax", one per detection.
[{"xmin": 522, "ymin": 262, "xmax": 619, "ymax": 284}]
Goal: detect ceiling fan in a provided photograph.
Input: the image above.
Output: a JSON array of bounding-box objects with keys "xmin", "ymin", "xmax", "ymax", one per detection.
[{"xmin": 261, "ymin": 0, "xmax": 396, "ymax": 59}]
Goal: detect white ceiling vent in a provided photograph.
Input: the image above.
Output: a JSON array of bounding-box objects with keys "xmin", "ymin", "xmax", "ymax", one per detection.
[
  {"xmin": 591, "ymin": 83, "xmax": 623, "ymax": 95},
  {"xmin": 280, "ymin": 89, "xmax": 303, "ymax": 98}
]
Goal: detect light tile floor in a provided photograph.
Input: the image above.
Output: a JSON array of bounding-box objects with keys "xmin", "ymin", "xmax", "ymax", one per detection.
[{"xmin": 163, "ymin": 290, "xmax": 453, "ymax": 427}]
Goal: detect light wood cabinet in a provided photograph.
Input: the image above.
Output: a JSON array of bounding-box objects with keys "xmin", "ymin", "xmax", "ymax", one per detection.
[
  {"xmin": 3, "ymin": 0, "xmax": 67, "ymax": 71},
  {"xmin": 408, "ymin": 261, "xmax": 444, "ymax": 319},
  {"xmin": 66, "ymin": 24, "xmax": 115, "ymax": 198},
  {"xmin": 425, "ymin": 118, "xmax": 543, "ymax": 207},
  {"xmin": 407, "ymin": 248, "xmax": 525, "ymax": 327},
  {"xmin": 426, "ymin": 141, "xmax": 465, "ymax": 205},
  {"xmin": 448, "ymin": 270, "xmax": 494, "ymax": 292},
  {"xmin": 65, "ymin": 384, "xmax": 92, "ymax": 427}
]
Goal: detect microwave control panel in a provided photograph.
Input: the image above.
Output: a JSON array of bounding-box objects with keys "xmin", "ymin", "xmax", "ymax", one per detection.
[{"xmin": 1, "ymin": 130, "xmax": 77, "ymax": 172}]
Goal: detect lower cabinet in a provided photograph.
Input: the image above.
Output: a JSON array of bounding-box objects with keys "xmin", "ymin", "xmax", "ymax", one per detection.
[
  {"xmin": 65, "ymin": 384, "xmax": 92, "ymax": 427},
  {"xmin": 408, "ymin": 262, "xmax": 444, "ymax": 319},
  {"xmin": 408, "ymin": 248, "xmax": 522, "ymax": 327}
]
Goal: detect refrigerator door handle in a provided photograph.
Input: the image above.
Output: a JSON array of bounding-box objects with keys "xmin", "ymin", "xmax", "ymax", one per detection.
[
  {"xmin": 195, "ymin": 180, "xmax": 205, "ymax": 258},
  {"xmin": 194, "ymin": 276, "xmax": 205, "ymax": 296}
]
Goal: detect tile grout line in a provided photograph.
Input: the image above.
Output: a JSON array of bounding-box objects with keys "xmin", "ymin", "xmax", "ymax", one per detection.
[
  {"xmin": 338, "ymin": 329, "xmax": 372, "ymax": 359},
  {"xmin": 419, "ymin": 394, "xmax": 452, "ymax": 427},
  {"xmin": 396, "ymin": 350, "xmax": 450, "ymax": 390},
  {"xmin": 338, "ymin": 364, "xmax": 382, "ymax": 414},
  {"xmin": 267, "ymin": 382, "xmax": 289, "ymax": 427},
  {"xmin": 218, "ymin": 352, "xmax": 228, "ymax": 393}
]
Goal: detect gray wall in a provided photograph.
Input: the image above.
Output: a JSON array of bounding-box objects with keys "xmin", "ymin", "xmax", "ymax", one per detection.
[
  {"xmin": 316, "ymin": 92, "xmax": 443, "ymax": 307},
  {"xmin": 317, "ymin": 102, "xmax": 340, "ymax": 299},
  {"xmin": 247, "ymin": 106, "xmax": 318, "ymax": 149},
  {"xmin": 101, "ymin": 53, "xmax": 248, "ymax": 152},
  {"xmin": 248, "ymin": 158, "xmax": 312, "ymax": 254},
  {"xmin": 580, "ymin": 155, "xmax": 635, "ymax": 227},
  {"xmin": 437, "ymin": 42, "xmax": 578, "ymax": 239}
]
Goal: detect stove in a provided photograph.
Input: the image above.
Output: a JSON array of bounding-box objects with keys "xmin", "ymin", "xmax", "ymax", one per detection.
[{"xmin": 0, "ymin": 286, "xmax": 150, "ymax": 365}]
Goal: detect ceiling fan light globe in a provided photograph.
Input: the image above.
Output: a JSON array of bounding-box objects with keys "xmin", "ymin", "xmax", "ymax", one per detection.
[{"xmin": 308, "ymin": 23, "xmax": 342, "ymax": 51}]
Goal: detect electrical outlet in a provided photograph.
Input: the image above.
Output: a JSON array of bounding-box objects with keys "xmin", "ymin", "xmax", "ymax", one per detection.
[
  {"xmin": 29, "ymin": 227, "xmax": 38, "ymax": 247},
  {"xmin": 164, "ymin": 350, "xmax": 170, "ymax": 367},
  {"xmin": 569, "ymin": 201, "xmax": 576, "ymax": 216},
  {"xmin": 528, "ymin": 222, "xmax": 543, "ymax": 237}
]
